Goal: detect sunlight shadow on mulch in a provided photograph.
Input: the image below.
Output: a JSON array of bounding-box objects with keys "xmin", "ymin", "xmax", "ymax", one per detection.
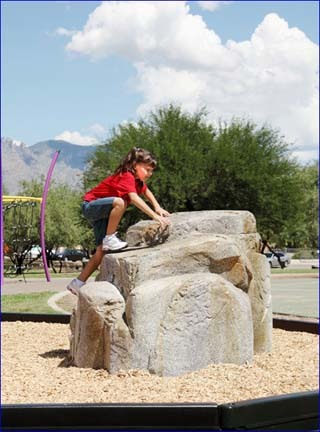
[{"xmin": 40, "ymin": 349, "xmax": 72, "ymax": 367}]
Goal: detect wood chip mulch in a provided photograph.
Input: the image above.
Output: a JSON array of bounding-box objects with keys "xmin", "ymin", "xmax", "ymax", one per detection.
[{"xmin": 1, "ymin": 322, "xmax": 318, "ymax": 404}]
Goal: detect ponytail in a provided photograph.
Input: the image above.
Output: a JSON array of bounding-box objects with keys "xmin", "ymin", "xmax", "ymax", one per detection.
[{"xmin": 114, "ymin": 147, "xmax": 157, "ymax": 175}]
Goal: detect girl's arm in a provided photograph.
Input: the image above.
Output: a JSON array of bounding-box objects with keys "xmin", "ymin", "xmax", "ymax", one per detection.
[
  {"xmin": 143, "ymin": 187, "xmax": 171, "ymax": 217},
  {"xmin": 128, "ymin": 192, "xmax": 170, "ymax": 226}
]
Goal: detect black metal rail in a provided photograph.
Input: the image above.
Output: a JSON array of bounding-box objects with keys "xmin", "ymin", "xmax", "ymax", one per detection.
[{"xmin": 2, "ymin": 392, "xmax": 318, "ymax": 431}]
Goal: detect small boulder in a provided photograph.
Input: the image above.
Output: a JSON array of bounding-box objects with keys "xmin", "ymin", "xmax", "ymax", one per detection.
[{"xmin": 69, "ymin": 281, "xmax": 132, "ymax": 371}]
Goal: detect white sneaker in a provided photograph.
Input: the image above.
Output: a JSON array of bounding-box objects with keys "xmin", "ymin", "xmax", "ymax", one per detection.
[
  {"xmin": 67, "ymin": 278, "xmax": 85, "ymax": 296},
  {"xmin": 102, "ymin": 232, "xmax": 128, "ymax": 251}
]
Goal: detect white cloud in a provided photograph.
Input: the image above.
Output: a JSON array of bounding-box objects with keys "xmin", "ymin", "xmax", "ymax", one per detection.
[
  {"xmin": 55, "ymin": 130, "xmax": 97, "ymax": 146},
  {"xmin": 65, "ymin": 1, "xmax": 225, "ymax": 68},
  {"xmin": 291, "ymin": 149, "xmax": 319, "ymax": 164},
  {"xmin": 135, "ymin": 63, "xmax": 206, "ymax": 115},
  {"xmin": 54, "ymin": 27, "xmax": 77, "ymax": 37},
  {"xmin": 197, "ymin": 1, "xmax": 233, "ymax": 12},
  {"xmin": 64, "ymin": 2, "xmax": 319, "ymax": 163},
  {"xmin": 88, "ymin": 123, "xmax": 107, "ymax": 136}
]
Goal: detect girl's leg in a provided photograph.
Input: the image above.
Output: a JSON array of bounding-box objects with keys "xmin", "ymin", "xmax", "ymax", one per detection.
[
  {"xmin": 77, "ymin": 245, "xmax": 104, "ymax": 282},
  {"xmin": 67, "ymin": 197, "xmax": 127, "ymax": 294},
  {"xmin": 103, "ymin": 198, "xmax": 128, "ymax": 250},
  {"xmin": 67, "ymin": 246, "xmax": 104, "ymax": 294},
  {"xmin": 106, "ymin": 197, "xmax": 126, "ymax": 234},
  {"xmin": 78, "ymin": 198, "xmax": 126, "ymax": 279}
]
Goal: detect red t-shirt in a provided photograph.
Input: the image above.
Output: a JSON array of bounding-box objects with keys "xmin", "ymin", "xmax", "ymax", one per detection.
[{"xmin": 83, "ymin": 171, "xmax": 147, "ymax": 204}]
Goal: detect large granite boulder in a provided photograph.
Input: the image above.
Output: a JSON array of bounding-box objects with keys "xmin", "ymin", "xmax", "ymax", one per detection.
[
  {"xmin": 122, "ymin": 211, "xmax": 271, "ymax": 353},
  {"xmin": 69, "ymin": 210, "xmax": 272, "ymax": 376},
  {"xmin": 69, "ymin": 274, "xmax": 253, "ymax": 375},
  {"xmin": 126, "ymin": 273, "xmax": 253, "ymax": 376},
  {"xmin": 99, "ymin": 235, "xmax": 253, "ymax": 299}
]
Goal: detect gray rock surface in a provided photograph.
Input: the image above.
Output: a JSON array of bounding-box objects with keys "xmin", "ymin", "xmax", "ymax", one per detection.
[
  {"xmin": 247, "ymin": 251, "xmax": 272, "ymax": 352},
  {"xmin": 100, "ymin": 235, "xmax": 253, "ymax": 299},
  {"xmin": 69, "ymin": 210, "xmax": 272, "ymax": 376},
  {"xmin": 126, "ymin": 210, "xmax": 256, "ymax": 246},
  {"xmin": 69, "ymin": 281, "xmax": 131, "ymax": 371},
  {"xmin": 126, "ymin": 273, "xmax": 253, "ymax": 376}
]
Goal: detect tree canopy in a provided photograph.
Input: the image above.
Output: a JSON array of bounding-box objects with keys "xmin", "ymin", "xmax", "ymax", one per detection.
[
  {"xmin": 85, "ymin": 105, "xmax": 311, "ymax": 247},
  {"xmin": 17, "ymin": 178, "xmax": 93, "ymax": 252},
  {"xmin": 9, "ymin": 106, "xmax": 316, "ymax": 250}
]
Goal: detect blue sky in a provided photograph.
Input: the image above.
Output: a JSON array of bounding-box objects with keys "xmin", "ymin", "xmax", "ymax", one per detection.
[{"xmin": 1, "ymin": 1, "xmax": 319, "ymax": 164}]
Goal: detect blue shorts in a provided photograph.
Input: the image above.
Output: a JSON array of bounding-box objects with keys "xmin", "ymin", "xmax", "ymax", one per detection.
[{"xmin": 82, "ymin": 198, "xmax": 115, "ymax": 246}]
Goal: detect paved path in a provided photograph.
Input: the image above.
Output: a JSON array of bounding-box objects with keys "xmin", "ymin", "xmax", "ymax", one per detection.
[
  {"xmin": 1, "ymin": 276, "xmax": 97, "ymax": 295},
  {"xmin": 271, "ymin": 276, "xmax": 318, "ymax": 318},
  {"xmin": 2, "ymin": 277, "xmax": 71, "ymax": 294},
  {"xmin": 2, "ymin": 272, "xmax": 319, "ymax": 319}
]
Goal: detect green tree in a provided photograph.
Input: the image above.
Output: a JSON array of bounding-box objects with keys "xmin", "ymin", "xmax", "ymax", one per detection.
[
  {"xmin": 288, "ymin": 162, "xmax": 318, "ymax": 249},
  {"xmin": 205, "ymin": 120, "xmax": 305, "ymax": 245},
  {"xmin": 84, "ymin": 105, "xmax": 307, "ymax": 246},
  {"xmin": 18, "ymin": 179, "xmax": 92, "ymax": 253},
  {"xmin": 84, "ymin": 105, "xmax": 214, "ymax": 231}
]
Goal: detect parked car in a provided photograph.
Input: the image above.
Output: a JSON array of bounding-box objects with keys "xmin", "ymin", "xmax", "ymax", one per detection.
[
  {"xmin": 24, "ymin": 245, "xmax": 41, "ymax": 259},
  {"xmin": 52, "ymin": 249, "xmax": 87, "ymax": 262},
  {"xmin": 264, "ymin": 252, "xmax": 291, "ymax": 268}
]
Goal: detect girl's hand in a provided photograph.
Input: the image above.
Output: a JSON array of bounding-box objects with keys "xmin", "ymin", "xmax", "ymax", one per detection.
[
  {"xmin": 154, "ymin": 205, "xmax": 171, "ymax": 217},
  {"xmin": 153, "ymin": 214, "xmax": 171, "ymax": 227}
]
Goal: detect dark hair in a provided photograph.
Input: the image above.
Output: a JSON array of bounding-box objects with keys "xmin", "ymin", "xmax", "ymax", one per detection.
[{"xmin": 114, "ymin": 147, "xmax": 157, "ymax": 175}]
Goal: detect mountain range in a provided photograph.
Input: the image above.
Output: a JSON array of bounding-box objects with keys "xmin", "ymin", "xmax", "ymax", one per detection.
[{"xmin": 1, "ymin": 137, "xmax": 99, "ymax": 195}]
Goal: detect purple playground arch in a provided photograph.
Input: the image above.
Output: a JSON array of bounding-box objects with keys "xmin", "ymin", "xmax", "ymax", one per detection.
[
  {"xmin": 1, "ymin": 143, "xmax": 3, "ymax": 287},
  {"xmin": 40, "ymin": 150, "xmax": 60, "ymax": 282}
]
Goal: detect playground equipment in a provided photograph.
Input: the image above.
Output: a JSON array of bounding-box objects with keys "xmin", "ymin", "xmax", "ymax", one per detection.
[
  {"xmin": 3, "ymin": 196, "xmax": 42, "ymax": 279},
  {"xmin": 1, "ymin": 150, "xmax": 60, "ymax": 283}
]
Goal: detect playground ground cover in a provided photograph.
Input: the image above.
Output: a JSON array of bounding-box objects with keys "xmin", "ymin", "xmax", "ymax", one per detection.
[
  {"xmin": 1, "ymin": 321, "xmax": 318, "ymax": 405},
  {"xmin": 1, "ymin": 267, "xmax": 318, "ymax": 408}
]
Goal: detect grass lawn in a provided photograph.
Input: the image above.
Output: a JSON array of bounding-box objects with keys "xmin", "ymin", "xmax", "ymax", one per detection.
[{"xmin": 1, "ymin": 291, "xmax": 58, "ymax": 314}]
